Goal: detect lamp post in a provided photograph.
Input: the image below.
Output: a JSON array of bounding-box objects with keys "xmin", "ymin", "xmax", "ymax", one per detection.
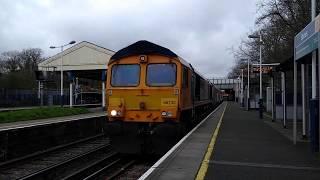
[
  {"xmin": 247, "ymin": 59, "xmax": 250, "ymax": 110},
  {"xmin": 249, "ymin": 32, "xmax": 263, "ymax": 118},
  {"xmin": 241, "ymin": 69, "xmax": 244, "ymax": 107},
  {"xmin": 237, "ymin": 76, "xmax": 240, "ymax": 103},
  {"xmin": 241, "ymin": 59, "xmax": 251, "ymax": 110},
  {"xmin": 50, "ymin": 40, "xmax": 76, "ymax": 107}
]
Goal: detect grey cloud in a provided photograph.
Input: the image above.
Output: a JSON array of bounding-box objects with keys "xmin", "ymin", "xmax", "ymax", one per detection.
[{"xmin": 0, "ymin": 0, "xmax": 258, "ymax": 77}]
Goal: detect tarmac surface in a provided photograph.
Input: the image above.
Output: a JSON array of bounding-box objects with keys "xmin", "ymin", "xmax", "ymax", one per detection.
[
  {"xmin": 140, "ymin": 102, "xmax": 320, "ymax": 180},
  {"xmin": 206, "ymin": 102, "xmax": 320, "ymax": 180}
]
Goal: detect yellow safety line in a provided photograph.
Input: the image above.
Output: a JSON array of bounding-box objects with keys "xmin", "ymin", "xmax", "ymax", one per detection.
[{"xmin": 195, "ymin": 102, "xmax": 228, "ymax": 180}]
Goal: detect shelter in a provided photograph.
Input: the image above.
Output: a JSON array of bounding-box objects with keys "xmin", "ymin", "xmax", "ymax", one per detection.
[
  {"xmin": 293, "ymin": 13, "xmax": 320, "ymax": 151},
  {"xmin": 37, "ymin": 41, "xmax": 115, "ymax": 108}
]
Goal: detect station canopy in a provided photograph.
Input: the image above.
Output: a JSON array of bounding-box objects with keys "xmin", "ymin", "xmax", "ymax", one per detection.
[{"xmin": 38, "ymin": 41, "xmax": 115, "ymax": 80}]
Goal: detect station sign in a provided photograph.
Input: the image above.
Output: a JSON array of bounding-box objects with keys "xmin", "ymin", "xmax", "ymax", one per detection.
[
  {"xmin": 252, "ymin": 66, "xmax": 273, "ymax": 74},
  {"xmin": 294, "ymin": 14, "xmax": 320, "ymax": 61}
]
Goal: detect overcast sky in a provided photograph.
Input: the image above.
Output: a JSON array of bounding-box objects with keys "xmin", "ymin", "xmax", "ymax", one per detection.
[{"xmin": 0, "ymin": 0, "xmax": 259, "ymax": 78}]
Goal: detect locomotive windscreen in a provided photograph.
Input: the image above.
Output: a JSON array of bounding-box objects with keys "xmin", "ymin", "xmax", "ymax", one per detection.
[
  {"xmin": 146, "ymin": 63, "xmax": 176, "ymax": 86},
  {"xmin": 111, "ymin": 64, "xmax": 140, "ymax": 86}
]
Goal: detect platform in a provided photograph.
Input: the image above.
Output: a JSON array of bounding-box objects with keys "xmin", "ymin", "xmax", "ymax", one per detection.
[
  {"xmin": 139, "ymin": 102, "xmax": 227, "ymax": 180},
  {"xmin": 140, "ymin": 102, "xmax": 320, "ymax": 180},
  {"xmin": 0, "ymin": 112, "xmax": 106, "ymax": 132}
]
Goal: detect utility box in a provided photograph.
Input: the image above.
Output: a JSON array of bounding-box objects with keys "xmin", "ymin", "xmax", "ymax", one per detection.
[
  {"xmin": 48, "ymin": 95, "xmax": 53, "ymax": 106},
  {"xmin": 266, "ymin": 87, "xmax": 272, "ymax": 112},
  {"xmin": 310, "ymin": 98, "xmax": 319, "ymax": 152}
]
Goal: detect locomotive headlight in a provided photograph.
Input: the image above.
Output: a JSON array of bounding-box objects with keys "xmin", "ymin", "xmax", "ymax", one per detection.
[
  {"xmin": 167, "ymin": 112, "xmax": 172, "ymax": 117},
  {"xmin": 110, "ymin": 110, "xmax": 117, "ymax": 116},
  {"xmin": 117, "ymin": 111, "xmax": 121, "ymax": 116},
  {"xmin": 161, "ymin": 111, "xmax": 167, "ymax": 116}
]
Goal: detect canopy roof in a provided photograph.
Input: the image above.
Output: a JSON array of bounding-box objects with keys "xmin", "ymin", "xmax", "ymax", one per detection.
[{"xmin": 38, "ymin": 41, "xmax": 115, "ymax": 71}]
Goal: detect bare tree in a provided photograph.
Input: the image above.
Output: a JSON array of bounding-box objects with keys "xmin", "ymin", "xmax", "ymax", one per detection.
[
  {"xmin": 0, "ymin": 48, "xmax": 44, "ymax": 73},
  {"xmin": 0, "ymin": 51, "xmax": 22, "ymax": 72},
  {"xmin": 228, "ymin": 0, "xmax": 318, "ymax": 77},
  {"xmin": 0, "ymin": 48, "xmax": 45, "ymax": 89},
  {"xmin": 0, "ymin": 60, "xmax": 5, "ymax": 74},
  {"xmin": 20, "ymin": 48, "xmax": 44, "ymax": 71}
]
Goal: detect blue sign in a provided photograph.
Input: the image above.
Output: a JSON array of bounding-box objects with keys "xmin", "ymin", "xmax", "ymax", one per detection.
[
  {"xmin": 101, "ymin": 70, "xmax": 107, "ymax": 81},
  {"xmin": 67, "ymin": 71, "xmax": 74, "ymax": 82},
  {"xmin": 295, "ymin": 21, "xmax": 315, "ymax": 47},
  {"xmin": 295, "ymin": 32, "xmax": 319, "ymax": 60},
  {"xmin": 294, "ymin": 14, "xmax": 320, "ymax": 61}
]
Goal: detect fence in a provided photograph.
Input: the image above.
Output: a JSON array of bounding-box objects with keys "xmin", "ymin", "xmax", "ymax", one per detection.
[
  {"xmin": 0, "ymin": 88, "xmax": 70, "ymax": 107},
  {"xmin": 0, "ymin": 88, "xmax": 102, "ymax": 108}
]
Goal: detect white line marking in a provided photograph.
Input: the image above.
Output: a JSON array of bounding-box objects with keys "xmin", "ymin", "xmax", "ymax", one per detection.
[
  {"xmin": 138, "ymin": 102, "xmax": 225, "ymax": 180},
  {"xmin": 0, "ymin": 113, "xmax": 106, "ymax": 132}
]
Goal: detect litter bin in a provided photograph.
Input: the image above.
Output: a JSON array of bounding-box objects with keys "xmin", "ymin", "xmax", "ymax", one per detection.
[
  {"xmin": 258, "ymin": 98, "xmax": 263, "ymax": 119},
  {"xmin": 48, "ymin": 95, "xmax": 53, "ymax": 106},
  {"xmin": 310, "ymin": 98, "xmax": 319, "ymax": 152}
]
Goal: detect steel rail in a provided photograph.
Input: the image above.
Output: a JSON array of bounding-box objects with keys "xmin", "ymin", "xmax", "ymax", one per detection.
[
  {"xmin": 0, "ymin": 133, "xmax": 105, "ymax": 168},
  {"xmin": 66, "ymin": 157, "xmax": 121, "ymax": 180},
  {"xmin": 106, "ymin": 160, "xmax": 136, "ymax": 180},
  {"xmin": 19, "ymin": 142, "xmax": 110, "ymax": 179}
]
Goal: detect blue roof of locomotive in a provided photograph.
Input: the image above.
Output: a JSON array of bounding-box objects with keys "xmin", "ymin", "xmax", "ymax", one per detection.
[{"xmin": 110, "ymin": 40, "xmax": 178, "ymax": 61}]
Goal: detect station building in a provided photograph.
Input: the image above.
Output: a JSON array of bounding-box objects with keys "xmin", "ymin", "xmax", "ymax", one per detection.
[{"xmin": 37, "ymin": 41, "xmax": 115, "ymax": 108}]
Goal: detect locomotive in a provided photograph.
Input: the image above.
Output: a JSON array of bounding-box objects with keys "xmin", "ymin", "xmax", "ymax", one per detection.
[{"xmin": 105, "ymin": 40, "xmax": 222, "ymax": 154}]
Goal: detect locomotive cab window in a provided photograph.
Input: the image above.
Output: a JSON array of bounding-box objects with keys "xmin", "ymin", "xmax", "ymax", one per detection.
[
  {"xmin": 147, "ymin": 63, "xmax": 176, "ymax": 86},
  {"xmin": 111, "ymin": 64, "xmax": 140, "ymax": 86}
]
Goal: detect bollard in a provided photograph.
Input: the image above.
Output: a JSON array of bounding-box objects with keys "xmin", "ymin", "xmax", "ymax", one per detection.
[
  {"xmin": 60, "ymin": 95, "xmax": 64, "ymax": 107},
  {"xmin": 259, "ymin": 98, "xmax": 263, "ymax": 119},
  {"xmin": 310, "ymin": 98, "xmax": 319, "ymax": 152}
]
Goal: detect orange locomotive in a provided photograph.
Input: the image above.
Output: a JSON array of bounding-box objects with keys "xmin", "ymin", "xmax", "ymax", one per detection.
[{"xmin": 105, "ymin": 40, "xmax": 222, "ymax": 154}]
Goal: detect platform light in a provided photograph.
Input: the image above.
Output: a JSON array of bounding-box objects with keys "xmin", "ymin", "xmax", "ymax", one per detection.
[
  {"xmin": 49, "ymin": 40, "xmax": 76, "ymax": 107},
  {"xmin": 139, "ymin": 55, "xmax": 148, "ymax": 63},
  {"xmin": 248, "ymin": 31, "xmax": 263, "ymax": 119},
  {"xmin": 111, "ymin": 110, "xmax": 117, "ymax": 116},
  {"xmin": 161, "ymin": 111, "xmax": 173, "ymax": 117},
  {"xmin": 174, "ymin": 89, "xmax": 179, "ymax": 95}
]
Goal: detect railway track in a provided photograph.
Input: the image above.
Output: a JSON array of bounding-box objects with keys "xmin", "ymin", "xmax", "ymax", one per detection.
[
  {"xmin": 80, "ymin": 158, "xmax": 136, "ymax": 180},
  {"xmin": 0, "ymin": 133, "xmax": 156, "ymax": 180},
  {"xmin": 110, "ymin": 159, "xmax": 156, "ymax": 180},
  {"xmin": 0, "ymin": 107, "xmax": 214, "ymax": 180},
  {"xmin": 0, "ymin": 134, "xmax": 117, "ymax": 180}
]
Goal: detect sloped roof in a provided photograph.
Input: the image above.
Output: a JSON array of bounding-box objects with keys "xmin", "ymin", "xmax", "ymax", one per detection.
[
  {"xmin": 110, "ymin": 40, "xmax": 178, "ymax": 62},
  {"xmin": 38, "ymin": 41, "xmax": 115, "ymax": 71}
]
